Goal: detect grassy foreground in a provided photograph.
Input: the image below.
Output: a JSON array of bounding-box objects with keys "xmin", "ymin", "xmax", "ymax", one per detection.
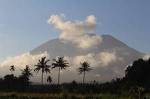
[
  {"xmin": 0, "ymin": 92, "xmax": 150, "ymax": 99},
  {"xmin": 0, "ymin": 92, "xmax": 126, "ymax": 99}
]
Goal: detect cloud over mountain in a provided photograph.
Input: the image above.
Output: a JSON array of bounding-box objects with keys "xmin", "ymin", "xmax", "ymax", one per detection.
[
  {"xmin": 0, "ymin": 15, "xmax": 144, "ymax": 83},
  {"xmin": 30, "ymin": 34, "xmax": 144, "ymax": 82},
  {"xmin": 48, "ymin": 15, "xmax": 102, "ymax": 49},
  {"xmin": 143, "ymin": 54, "xmax": 150, "ymax": 60},
  {"xmin": 66, "ymin": 51, "xmax": 123, "ymax": 71},
  {"xmin": 0, "ymin": 52, "xmax": 49, "ymax": 68}
]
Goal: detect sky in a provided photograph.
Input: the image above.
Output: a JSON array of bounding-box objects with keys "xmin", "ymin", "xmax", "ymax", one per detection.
[{"xmin": 0, "ymin": 0, "xmax": 150, "ymax": 60}]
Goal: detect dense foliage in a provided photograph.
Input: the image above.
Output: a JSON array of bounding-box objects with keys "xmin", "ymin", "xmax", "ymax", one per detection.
[{"xmin": 0, "ymin": 56, "xmax": 150, "ymax": 99}]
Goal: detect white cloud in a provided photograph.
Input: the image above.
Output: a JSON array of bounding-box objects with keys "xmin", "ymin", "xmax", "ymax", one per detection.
[
  {"xmin": 99, "ymin": 52, "xmax": 119, "ymax": 66},
  {"xmin": 48, "ymin": 14, "xmax": 102, "ymax": 49},
  {"xmin": 143, "ymin": 54, "xmax": 150, "ymax": 60},
  {"xmin": 0, "ymin": 52, "xmax": 49, "ymax": 68},
  {"xmin": 65, "ymin": 51, "xmax": 123, "ymax": 71},
  {"xmin": 95, "ymin": 74, "xmax": 101, "ymax": 77}
]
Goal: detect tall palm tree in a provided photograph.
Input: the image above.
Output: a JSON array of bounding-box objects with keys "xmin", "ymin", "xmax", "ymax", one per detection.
[
  {"xmin": 34, "ymin": 57, "xmax": 51, "ymax": 85},
  {"xmin": 52, "ymin": 57, "xmax": 69, "ymax": 85},
  {"xmin": 9, "ymin": 65, "xmax": 15, "ymax": 74},
  {"xmin": 78, "ymin": 61, "xmax": 92, "ymax": 84},
  {"xmin": 47, "ymin": 75, "xmax": 52, "ymax": 84}
]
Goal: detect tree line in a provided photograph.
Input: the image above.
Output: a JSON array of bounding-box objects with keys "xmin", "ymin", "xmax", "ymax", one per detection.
[
  {"xmin": 0, "ymin": 55, "xmax": 150, "ymax": 97},
  {"xmin": 2, "ymin": 56, "xmax": 92, "ymax": 86},
  {"xmin": 34, "ymin": 56, "xmax": 92, "ymax": 85}
]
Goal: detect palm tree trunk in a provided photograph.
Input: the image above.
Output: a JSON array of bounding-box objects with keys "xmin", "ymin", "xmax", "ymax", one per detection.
[
  {"xmin": 138, "ymin": 90, "xmax": 141, "ymax": 99},
  {"xmin": 83, "ymin": 71, "xmax": 85, "ymax": 84},
  {"xmin": 58, "ymin": 67, "xmax": 60, "ymax": 85},
  {"xmin": 41, "ymin": 71, "xmax": 44, "ymax": 85}
]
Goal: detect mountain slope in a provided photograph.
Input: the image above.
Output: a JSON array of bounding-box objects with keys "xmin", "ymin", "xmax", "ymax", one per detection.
[{"xmin": 30, "ymin": 34, "xmax": 144, "ymax": 82}]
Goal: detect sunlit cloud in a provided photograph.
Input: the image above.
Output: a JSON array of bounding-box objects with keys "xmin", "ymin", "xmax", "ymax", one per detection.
[
  {"xmin": 0, "ymin": 52, "xmax": 49, "ymax": 68},
  {"xmin": 65, "ymin": 51, "xmax": 124, "ymax": 71},
  {"xmin": 143, "ymin": 54, "xmax": 150, "ymax": 60},
  {"xmin": 48, "ymin": 14, "xmax": 102, "ymax": 49}
]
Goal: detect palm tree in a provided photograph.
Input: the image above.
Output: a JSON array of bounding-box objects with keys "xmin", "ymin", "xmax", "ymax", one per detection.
[
  {"xmin": 20, "ymin": 65, "xmax": 33, "ymax": 86},
  {"xmin": 47, "ymin": 75, "xmax": 52, "ymax": 84},
  {"xmin": 78, "ymin": 61, "xmax": 92, "ymax": 84},
  {"xmin": 9, "ymin": 65, "xmax": 15, "ymax": 74},
  {"xmin": 34, "ymin": 57, "xmax": 51, "ymax": 85},
  {"xmin": 21, "ymin": 65, "xmax": 33, "ymax": 78},
  {"xmin": 52, "ymin": 57, "xmax": 69, "ymax": 85}
]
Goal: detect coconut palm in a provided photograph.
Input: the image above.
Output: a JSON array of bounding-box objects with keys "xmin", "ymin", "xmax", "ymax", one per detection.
[
  {"xmin": 47, "ymin": 75, "xmax": 52, "ymax": 84},
  {"xmin": 52, "ymin": 57, "xmax": 69, "ymax": 85},
  {"xmin": 21, "ymin": 65, "xmax": 33, "ymax": 78},
  {"xmin": 78, "ymin": 61, "xmax": 92, "ymax": 84},
  {"xmin": 34, "ymin": 57, "xmax": 51, "ymax": 85},
  {"xmin": 19, "ymin": 65, "xmax": 33, "ymax": 86},
  {"xmin": 9, "ymin": 65, "xmax": 15, "ymax": 74}
]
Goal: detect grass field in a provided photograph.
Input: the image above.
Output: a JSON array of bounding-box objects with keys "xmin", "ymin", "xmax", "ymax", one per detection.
[
  {"xmin": 0, "ymin": 92, "xmax": 147, "ymax": 99},
  {"xmin": 0, "ymin": 92, "xmax": 150, "ymax": 99},
  {"xmin": 0, "ymin": 92, "xmax": 121, "ymax": 99}
]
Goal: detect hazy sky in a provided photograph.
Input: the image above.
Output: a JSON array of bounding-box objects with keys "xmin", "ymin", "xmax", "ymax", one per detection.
[{"xmin": 0, "ymin": 0, "xmax": 150, "ymax": 60}]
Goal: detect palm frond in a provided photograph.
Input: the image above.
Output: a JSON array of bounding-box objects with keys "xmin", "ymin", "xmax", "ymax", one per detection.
[
  {"xmin": 77, "ymin": 61, "xmax": 92, "ymax": 74},
  {"xmin": 52, "ymin": 56, "xmax": 69, "ymax": 70}
]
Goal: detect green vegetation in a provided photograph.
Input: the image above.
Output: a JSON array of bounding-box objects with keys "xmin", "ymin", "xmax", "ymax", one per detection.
[
  {"xmin": 78, "ymin": 61, "xmax": 92, "ymax": 84},
  {"xmin": 9, "ymin": 65, "xmax": 15, "ymax": 74},
  {"xmin": 34, "ymin": 57, "xmax": 51, "ymax": 85},
  {"xmin": 52, "ymin": 56, "xmax": 69, "ymax": 85},
  {"xmin": 0, "ymin": 93, "xmax": 129, "ymax": 99},
  {"xmin": 0, "ymin": 56, "xmax": 150, "ymax": 98},
  {"xmin": 0, "ymin": 92, "xmax": 150, "ymax": 99}
]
